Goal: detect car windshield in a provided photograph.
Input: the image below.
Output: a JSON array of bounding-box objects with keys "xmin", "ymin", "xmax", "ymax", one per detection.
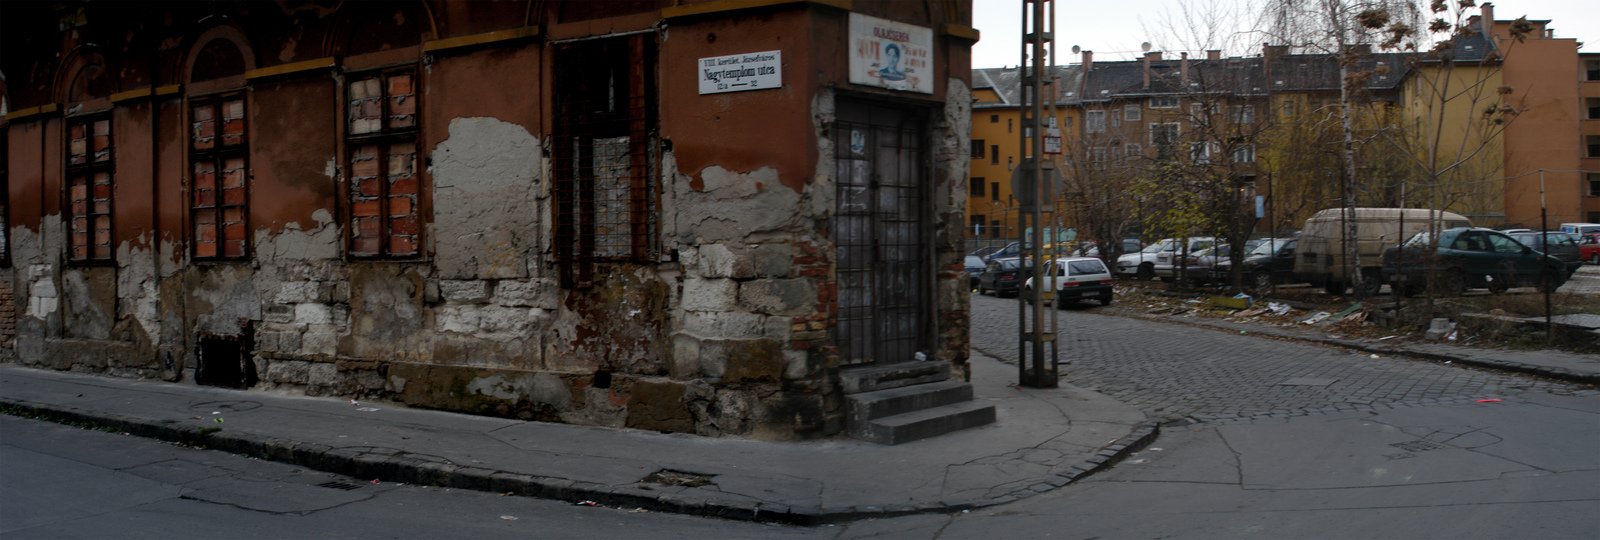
[
  {"xmin": 1404, "ymin": 231, "xmax": 1433, "ymax": 247},
  {"xmin": 1140, "ymin": 241, "xmax": 1168, "ymax": 254},
  {"xmin": 1066, "ymin": 260, "xmax": 1107, "ymax": 275},
  {"xmin": 964, "ymin": 256, "xmax": 984, "ymax": 267}
]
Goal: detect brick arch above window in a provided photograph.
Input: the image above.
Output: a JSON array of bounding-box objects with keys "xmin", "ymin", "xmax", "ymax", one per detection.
[{"xmin": 183, "ymin": 25, "xmax": 257, "ymax": 94}]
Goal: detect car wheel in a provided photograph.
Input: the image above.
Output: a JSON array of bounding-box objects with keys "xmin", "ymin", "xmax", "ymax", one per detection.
[
  {"xmin": 1487, "ymin": 276, "xmax": 1509, "ymax": 294},
  {"xmin": 1434, "ymin": 269, "xmax": 1467, "ymax": 296},
  {"xmin": 1592, "ymin": 253, "xmax": 1599, "ymax": 265},
  {"xmin": 1540, "ymin": 268, "xmax": 1562, "ymax": 293},
  {"xmin": 1356, "ymin": 270, "xmax": 1383, "ymax": 297},
  {"xmin": 1323, "ymin": 279, "xmax": 1344, "ymax": 296},
  {"xmin": 1250, "ymin": 270, "xmax": 1273, "ymax": 293},
  {"xmin": 1136, "ymin": 264, "xmax": 1155, "ymax": 281},
  {"xmin": 1098, "ymin": 294, "xmax": 1113, "ymax": 306}
]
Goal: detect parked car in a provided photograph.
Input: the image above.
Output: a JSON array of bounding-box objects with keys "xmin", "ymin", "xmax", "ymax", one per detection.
[
  {"xmin": 964, "ymin": 255, "xmax": 987, "ymax": 288},
  {"xmin": 1209, "ymin": 238, "xmax": 1298, "ymax": 291},
  {"xmin": 1153, "ymin": 237, "xmax": 1219, "ymax": 282},
  {"xmin": 1382, "ymin": 228, "xmax": 1569, "ymax": 295},
  {"xmin": 1184, "ymin": 240, "xmax": 1269, "ymax": 285},
  {"xmin": 984, "ymin": 241, "xmax": 1022, "ymax": 261},
  {"xmin": 1581, "ymin": 234, "xmax": 1600, "ymax": 265},
  {"xmin": 1296, "ymin": 207, "xmax": 1472, "ymax": 296},
  {"xmin": 1507, "ymin": 231, "xmax": 1584, "ymax": 277},
  {"xmin": 1020, "ymin": 257, "xmax": 1114, "ymax": 307},
  {"xmin": 1115, "ymin": 240, "xmax": 1169, "ymax": 280},
  {"xmin": 976, "ymin": 257, "xmax": 1030, "ymax": 297},
  {"xmin": 1558, "ymin": 222, "xmax": 1600, "ymax": 237},
  {"xmin": 968, "ymin": 245, "xmax": 1004, "ymax": 260}
]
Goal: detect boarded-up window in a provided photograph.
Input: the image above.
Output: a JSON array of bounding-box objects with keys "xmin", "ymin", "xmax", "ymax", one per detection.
[
  {"xmin": 190, "ymin": 95, "xmax": 249, "ymax": 259},
  {"xmin": 553, "ymin": 35, "xmax": 658, "ymax": 286},
  {"xmin": 346, "ymin": 70, "xmax": 421, "ymax": 258},
  {"xmin": 66, "ymin": 115, "xmax": 113, "ymax": 262}
]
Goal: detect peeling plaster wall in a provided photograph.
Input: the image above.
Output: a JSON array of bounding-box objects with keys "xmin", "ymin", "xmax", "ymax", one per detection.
[{"xmin": 3, "ymin": 3, "xmax": 974, "ymax": 443}]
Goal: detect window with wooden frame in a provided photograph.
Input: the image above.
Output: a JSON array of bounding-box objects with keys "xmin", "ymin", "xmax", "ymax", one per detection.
[
  {"xmin": 66, "ymin": 115, "xmax": 114, "ymax": 263},
  {"xmin": 189, "ymin": 94, "xmax": 249, "ymax": 260},
  {"xmin": 553, "ymin": 35, "xmax": 658, "ymax": 287},
  {"xmin": 346, "ymin": 69, "xmax": 421, "ymax": 258}
]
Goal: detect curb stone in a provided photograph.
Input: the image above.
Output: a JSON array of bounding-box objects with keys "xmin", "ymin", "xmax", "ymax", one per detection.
[{"xmin": 0, "ymin": 398, "xmax": 1160, "ymax": 526}]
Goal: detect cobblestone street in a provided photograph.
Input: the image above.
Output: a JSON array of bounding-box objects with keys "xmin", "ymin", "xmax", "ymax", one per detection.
[{"xmin": 969, "ymin": 293, "xmax": 1594, "ymax": 424}]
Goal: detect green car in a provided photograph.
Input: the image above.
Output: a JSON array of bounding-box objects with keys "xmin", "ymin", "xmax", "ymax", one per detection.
[{"xmin": 1381, "ymin": 227, "xmax": 1568, "ymax": 295}]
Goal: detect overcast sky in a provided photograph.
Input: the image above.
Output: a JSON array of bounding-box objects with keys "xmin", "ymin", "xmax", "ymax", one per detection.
[{"xmin": 971, "ymin": 0, "xmax": 1598, "ymax": 68}]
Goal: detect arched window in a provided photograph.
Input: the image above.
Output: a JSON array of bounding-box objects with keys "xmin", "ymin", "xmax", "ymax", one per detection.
[
  {"xmin": 63, "ymin": 56, "xmax": 114, "ymax": 263},
  {"xmin": 185, "ymin": 31, "xmax": 253, "ymax": 260}
]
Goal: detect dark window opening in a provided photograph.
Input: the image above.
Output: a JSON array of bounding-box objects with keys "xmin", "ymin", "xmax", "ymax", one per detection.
[
  {"xmin": 1588, "ymin": 173, "xmax": 1600, "ymax": 197},
  {"xmin": 191, "ymin": 39, "xmax": 246, "ymax": 83},
  {"xmin": 1588, "ymin": 135, "xmax": 1600, "ymax": 159},
  {"xmin": 190, "ymin": 94, "xmax": 250, "ymax": 260},
  {"xmin": 990, "ymin": 114, "xmax": 999, "ymax": 123},
  {"xmin": 1587, "ymin": 60, "xmax": 1600, "ymax": 81},
  {"xmin": 195, "ymin": 332, "xmax": 257, "ymax": 389},
  {"xmin": 990, "ymin": 182, "xmax": 1000, "ymax": 201},
  {"xmin": 346, "ymin": 69, "xmax": 421, "ymax": 258},
  {"xmin": 989, "ymin": 145, "xmax": 998, "ymax": 164},
  {"xmin": 553, "ymin": 35, "xmax": 659, "ymax": 287},
  {"xmin": 66, "ymin": 115, "xmax": 113, "ymax": 263},
  {"xmin": 970, "ymin": 176, "xmax": 986, "ymax": 197},
  {"xmin": 971, "ymin": 139, "xmax": 985, "ymax": 158},
  {"xmin": 1588, "ymin": 98, "xmax": 1600, "ymax": 120}
]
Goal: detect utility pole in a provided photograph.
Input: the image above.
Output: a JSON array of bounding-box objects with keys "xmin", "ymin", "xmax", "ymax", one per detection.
[{"xmin": 1016, "ymin": 0, "xmax": 1059, "ymax": 387}]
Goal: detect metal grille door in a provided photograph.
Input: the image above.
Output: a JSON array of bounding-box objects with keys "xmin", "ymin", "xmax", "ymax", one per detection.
[{"xmin": 832, "ymin": 101, "xmax": 930, "ymax": 366}]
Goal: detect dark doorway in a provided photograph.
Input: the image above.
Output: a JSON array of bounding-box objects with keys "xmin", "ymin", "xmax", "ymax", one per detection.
[
  {"xmin": 831, "ymin": 99, "xmax": 931, "ymax": 366},
  {"xmin": 195, "ymin": 333, "xmax": 256, "ymax": 388}
]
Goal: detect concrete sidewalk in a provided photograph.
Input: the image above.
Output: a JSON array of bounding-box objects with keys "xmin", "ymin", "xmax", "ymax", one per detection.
[{"xmin": 0, "ymin": 355, "xmax": 1152, "ymax": 525}]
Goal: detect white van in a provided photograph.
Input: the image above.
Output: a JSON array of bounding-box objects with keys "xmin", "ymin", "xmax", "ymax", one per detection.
[
  {"xmin": 1558, "ymin": 223, "xmax": 1600, "ymax": 237},
  {"xmin": 1294, "ymin": 208, "xmax": 1472, "ymax": 296}
]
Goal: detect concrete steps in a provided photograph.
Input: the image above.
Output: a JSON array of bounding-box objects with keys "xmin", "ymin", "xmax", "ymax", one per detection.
[
  {"xmin": 848, "ymin": 400, "xmax": 997, "ymax": 445},
  {"xmin": 839, "ymin": 361, "xmax": 951, "ymax": 394},
  {"xmin": 840, "ymin": 361, "xmax": 995, "ymax": 445}
]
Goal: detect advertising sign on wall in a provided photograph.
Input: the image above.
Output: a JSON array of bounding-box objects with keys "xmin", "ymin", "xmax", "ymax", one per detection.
[{"xmin": 848, "ymin": 14, "xmax": 934, "ymax": 94}]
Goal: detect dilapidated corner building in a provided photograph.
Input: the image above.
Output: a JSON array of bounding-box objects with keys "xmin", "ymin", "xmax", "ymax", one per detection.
[{"xmin": 0, "ymin": 0, "xmax": 982, "ymax": 441}]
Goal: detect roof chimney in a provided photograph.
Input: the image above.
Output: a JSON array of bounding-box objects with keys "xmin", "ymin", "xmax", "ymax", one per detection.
[
  {"xmin": 1142, "ymin": 51, "xmax": 1160, "ymax": 89},
  {"xmin": 1262, "ymin": 43, "xmax": 1288, "ymax": 80},
  {"xmin": 1082, "ymin": 49, "xmax": 1093, "ymax": 72},
  {"xmin": 1480, "ymin": 2, "xmax": 1494, "ymax": 37},
  {"xmin": 1206, "ymin": 50, "xmax": 1221, "ymax": 61},
  {"xmin": 1180, "ymin": 52, "xmax": 1190, "ymax": 85}
]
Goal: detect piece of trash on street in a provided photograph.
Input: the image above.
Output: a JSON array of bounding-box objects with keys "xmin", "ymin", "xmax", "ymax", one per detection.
[
  {"xmin": 1446, "ymin": 330, "xmax": 1458, "ymax": 341},
  {"xmin": 500, "ymin": 515, "xmax": 518, "ymax": 521},
  {"xmin": 356, "ymin": 407, "xmax": 380, "ymax": 412},
  {"xmin": 1267, "ymin": 302, "xmax": 1291, "ymax": 316},
  {"xmin": 576, "ymin": 500, "xmax": 599, "ymax": 507},
  {"xmin": 1444, "ymin": 360, "xmax": 1452, "ymax": 364},
  {"xmin": 1301, "ymin": 312, "xmax": 1331, "ymax": 325},
  {"xmin": 1377, "ymin": 335, "xmax": 1398, "ymax": 341},
  {"xmin": 370, "ymin": 479, "xmax": 381, "ymax": 485},
  {"xmin": 1476, "ymin": 398, "xmax": 1502, "ymax": 403},
  {"xmin": 630, "ymin": 508, "xmax": 648, "ymax": 513},
  {"xmin": 213, "ymin": 418, "xmax": 224, "ymax": 423},
  {"xmin": 1370, "ymin": 354, "xmax": 1380, "ymax": 359}
]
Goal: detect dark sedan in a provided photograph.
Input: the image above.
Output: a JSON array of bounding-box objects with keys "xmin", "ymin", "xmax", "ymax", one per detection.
[
  {"xmin": 1508, "ymin": 231, "xmax": 1584, "ymax": 277},
  {"xmin": 976, "ymin": 257, "xmax": 1030, "ymax": 297},
  {"xmin": 1382, "ymin": 228, "xmax": 1569, "ymax": 295},
  {"xmin": 1208, "ymin": 238, "xmax": 1297, "ymax": 291}
]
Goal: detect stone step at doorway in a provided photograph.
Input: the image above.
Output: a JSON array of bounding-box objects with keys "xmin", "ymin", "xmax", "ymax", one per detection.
[{"xmin": 840, "ymin": 361, "xmax": 996, "ymax": 445}]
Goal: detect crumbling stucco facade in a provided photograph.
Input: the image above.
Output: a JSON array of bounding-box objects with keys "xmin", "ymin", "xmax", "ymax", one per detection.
[{"xmin": 0, "ymin": 0, "xmax": 976, "ymax": 440}]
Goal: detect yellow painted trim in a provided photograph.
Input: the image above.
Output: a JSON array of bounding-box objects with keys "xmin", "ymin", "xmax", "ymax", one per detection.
[
  {"xmin": 422, "ymin": 27, "xmax": 540, "ymax": 53},
  {"xmin": 154, "ymin": 85, "xmax": 181, "ymax": 97},
  {"xmin": 110, "ymin": 87, "xmax": 153, "ymax": 103},
  {"xmin": 4, "ymin": 103, "xmax": 59, "ymax": 122},
  {"xmin": 662, "ymin": 0, "xmax": 851, "ymax": 19},
  {"xmin": 943, "ymin": 24, "xmax": 980, "ymax": 42},
  {"xmin": 246, "ymin": 58, "xmax": 337, "ymax": 80}
]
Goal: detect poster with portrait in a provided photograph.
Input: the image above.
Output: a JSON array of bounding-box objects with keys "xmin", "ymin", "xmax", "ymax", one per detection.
[{"xmin": 848, "ymin": 14, "xmax": 934, "ymax": 94}]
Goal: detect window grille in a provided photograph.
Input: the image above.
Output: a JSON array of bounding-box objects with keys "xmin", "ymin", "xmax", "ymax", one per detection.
[
  {"xmin": 190, "ymin": 95, "xmax": 249, "ymax": 259},
  {"xmin": 66, "ymin": 115, "xmax": 114, "ymax": 262},
  {"xmin": 346, "ymin": 69, "xmax": 421, "ymax": 258}
]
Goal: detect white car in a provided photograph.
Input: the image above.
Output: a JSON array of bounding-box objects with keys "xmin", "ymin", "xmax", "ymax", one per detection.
[
  {"xmin": 1021, "ymin": 257, "xmax": 1115, "ymax": 307},
  {"xmin": 1152, "ymin": 237, "xmax": 1218, "ymax": 281},
  {"xmin": 1115, "ymin": 240, "xmax": 1169, "ymax": 280}
]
